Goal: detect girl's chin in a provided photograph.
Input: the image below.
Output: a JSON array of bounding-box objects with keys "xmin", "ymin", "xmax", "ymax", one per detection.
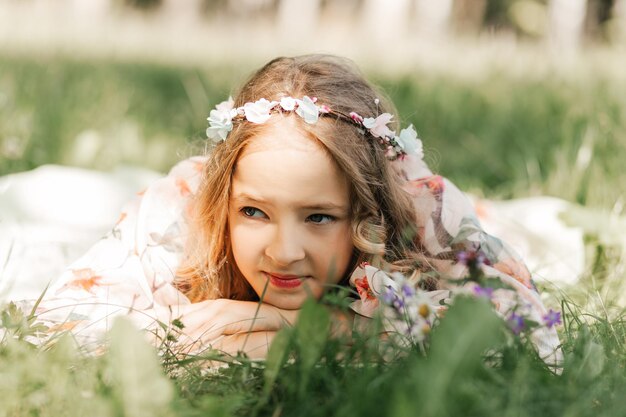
[
  {"xmin": 263, "ymin": 295, "xmax": 306, "ymax": 311},
  {"xmin": 252, "ymin": 279, "xmax": 323, "ymax": 309},
  {"xmin": 257, "ymin": 290, "xmax": 320, "ymax": 310}
]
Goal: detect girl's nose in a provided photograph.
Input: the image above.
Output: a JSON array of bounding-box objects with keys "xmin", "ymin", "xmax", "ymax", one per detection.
[{"xmin": 264, "ymin": 226, "xmax": 306, "ymax": 266}]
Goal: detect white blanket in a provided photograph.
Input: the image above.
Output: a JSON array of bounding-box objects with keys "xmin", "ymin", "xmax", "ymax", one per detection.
[{"xmin": 0, "ymin": 165, "xmax": 161, "ymax": 302}]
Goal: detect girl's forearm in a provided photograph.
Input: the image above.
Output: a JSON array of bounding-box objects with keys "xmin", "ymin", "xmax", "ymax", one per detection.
[
  {"xmin": 209, "ymin": 330, "xmax": 277, "ymax": 359},
  {"xmin": 209, "ymin": 307, "xmax": 357, "ymax": 359}
]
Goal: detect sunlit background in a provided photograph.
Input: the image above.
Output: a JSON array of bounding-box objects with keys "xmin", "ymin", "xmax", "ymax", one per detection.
[
  {"xmin": 1, "ymin": 0, "xmax": 625, "ymax": 185},
  {"xmin": 1, "ymin": 0, "xmax": 625, "ymax": 306},
  {"xmin": 1, "ymin": 0, "xmax": 625, "ymax": 61}
]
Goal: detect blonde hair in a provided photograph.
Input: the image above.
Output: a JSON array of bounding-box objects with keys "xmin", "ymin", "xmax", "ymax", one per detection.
[{"xmin": 176, "ymin": 54, "xmax": 421, "ymax": 302}]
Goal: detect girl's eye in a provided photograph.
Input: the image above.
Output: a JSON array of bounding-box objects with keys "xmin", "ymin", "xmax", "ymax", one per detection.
[
  {"xmin": 240, "ymin": 207, "xmax": 266, "ymax": 219},
  {"xmin": 307, "ymin": 214, "xmax": 335, "ymax": 224}
]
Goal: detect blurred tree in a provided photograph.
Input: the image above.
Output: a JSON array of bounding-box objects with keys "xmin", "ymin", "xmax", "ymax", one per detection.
[
  {"xmin": 451, "ymin": 0, "xmax": 547, "ymax": 38},
  {"xmin": 277, "ymin": 0, "xmax": 320, "ymax": 40},
  {"xmin": 200, "ymin": 0, "xmax": 277, "ymax": 23},
  {"xmin": 585, "ymin": 0, "xmax": 617, "ymax": 42},
  {"xmin": 199, "ymin": 0, "xmax": 229, "ymax": 17},
  {"xmin": 361, "ymin": 0, "xmax": 412, "ymax": 43},
  {"xmin": 414, "ymin": 0, "xmax": 454, "ymax": 39},
  {"xmin": 508, "ymin": 0, "xmax": 549, "ymax": 39},
  {"xmin": 483, "ymin": 0, "xmax": 517, "ymax": 32},
  {"xmin": 548, "ymin": 0, "xmax": 588, "ymax": 50},
  {"xmin": 451, "ymin": 0, "xmax": 488, "ymax": 35},
  {"xmin": 117, "ymin": 0, "xmax": 163, "ymax": 11}
]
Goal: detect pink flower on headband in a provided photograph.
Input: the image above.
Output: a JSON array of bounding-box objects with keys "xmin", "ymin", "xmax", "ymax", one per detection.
[
  {"xmin": 206, "ymin": 95, "xmax": 426, "ymax": 161},
  {"xmin": 363, "ymin": 113, "xmax": 395, "ymax": 138},
  {"xmin": 244, "ymin": 98, "xmax": 278, "ymax": 124},
  {"xmin": 349, "ymin": 112, "xmax": 364, "ymax": 124}
]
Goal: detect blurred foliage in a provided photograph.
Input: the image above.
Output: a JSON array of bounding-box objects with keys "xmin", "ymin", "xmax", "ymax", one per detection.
[
  {"xmin": 0, "ymin": 317, "xmax": 175, "ymax": 417},
  {"xmin": 0, "ymin": 56, "xmax": 238, "ymax": 176},
  {"xmin": 2, "ymin": 295, "xmax": 626, "ymax": 417},
  {"xmin": 115, "ymin": 0, "xmax": 163, "ymax": 11},
  {"xmin": 380, "ymin": 71, "xmax": 626, "ymax": 206},
  {"xmin": 1, "ymin": 54, "xmax": 625, "ymax": 208},
  {"xmin": 585, "ymin": 0, "xmax": 619, "ymax": 42},
  {"xmin": 484, "ymin": 0, "xmax": 520, "ymax": 30}
]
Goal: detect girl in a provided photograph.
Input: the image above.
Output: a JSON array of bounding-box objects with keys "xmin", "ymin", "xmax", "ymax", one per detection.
[{"xmin": 28, "ymin": 55, "xmax": 560, "ymax": 361}]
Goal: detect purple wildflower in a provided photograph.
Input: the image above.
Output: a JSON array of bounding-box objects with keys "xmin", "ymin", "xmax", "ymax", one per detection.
[
  {"xmin": 507, "ymin": 312, "xmax": 526, "ymax": 335},
  {"xmin": 401, "ymin": 283, "xmax": 415, "ymax": 298},
  {"xmin": 473, "ymin": 285, "xmax": 494, "ymax": 300},
  {"xmin": 382, "ymin": 285, "xmax": 405, "ymax": 312},
  {"xmin": 393, "ymin": 297, "xmax": 405, "ymax": 311},
  {"xmin": 542, "ymin": 309, "xmax": 562, "ymax": 328},
  {"xmin": 456, "ymin": 250, "xmax": 491, "ymax": 268},
  {"xmin": 382, "ymin": 286, "xmax": 395, "ymax": 305},
  {"xmin": 476, "ymin": 252, "xmax": 487, "ymax": 265},
  {"xmin": 456, "ymin": 250, "xmax": 470, "ymax": 265}
]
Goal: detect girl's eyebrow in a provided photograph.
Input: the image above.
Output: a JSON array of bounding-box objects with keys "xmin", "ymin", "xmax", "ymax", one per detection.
[{"xmin": 231, "ymin": 193, "xmax": 348, "ymax": 211}]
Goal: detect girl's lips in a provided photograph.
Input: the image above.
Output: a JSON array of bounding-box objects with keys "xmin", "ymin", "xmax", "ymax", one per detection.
[{"xmin": 265, "ymin": 273, "xmax": 304, "ymax": 289}]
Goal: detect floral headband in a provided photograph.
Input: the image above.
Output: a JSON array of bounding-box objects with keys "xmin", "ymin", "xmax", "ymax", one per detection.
[{"xmin": 206, "ymin": 96, "xmax": 424, "ymax": 160}]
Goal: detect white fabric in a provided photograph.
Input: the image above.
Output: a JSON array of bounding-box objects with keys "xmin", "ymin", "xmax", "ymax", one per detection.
[{"xmin": 0, "ymin": 164, "xmax": 161, "ymax": 302}]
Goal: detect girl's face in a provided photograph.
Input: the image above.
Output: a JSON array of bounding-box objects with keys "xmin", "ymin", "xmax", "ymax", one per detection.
[{"xmin": 228, "ymin": 118, "xmax": 354, "ymax": 310}]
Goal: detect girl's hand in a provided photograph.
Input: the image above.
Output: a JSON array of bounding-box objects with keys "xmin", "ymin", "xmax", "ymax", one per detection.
[
  {"xmin": 174, "ymin": 299, "xmax": 298, "ymax": 353},
  {"xmin": 209, "ymin": 331, "xmax": 277, "ymax": 360}
]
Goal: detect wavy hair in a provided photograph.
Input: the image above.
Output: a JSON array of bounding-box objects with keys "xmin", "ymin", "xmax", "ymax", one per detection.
[{"xmin": 175, "ymin": 54, "xmax": 420, "ymax": 302}]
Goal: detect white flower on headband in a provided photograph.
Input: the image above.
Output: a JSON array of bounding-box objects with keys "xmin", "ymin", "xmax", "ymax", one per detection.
[
  {"xmin": 215, "ymin": 96, "xmax": 234, "ymax": 112},
  {"xmin": 244, "ymin": 98, "xmax": 279, "ymax": 124},
  {"xmin": 363, "ymin": 113, "xmax": 395, "ymax": 138},
  {"xmin": 295, "ymin": 96, "xmax": 319, "ymax": 124},
  {"xmin": 395, "ymin": 125, "xmax": 424, "ymax": 158},
  {"xmin": 206, "ymin": 97, "xmax": 237, "ymax": 142},
  {"xmin": 205, "ymin": 95, "xmax": 426, "ymax": 161},
  {"xmin": 280, "ymin": 97, "xmax": 297, "ymax": 111},
  {"xmin": 205, "ymin": 113, "xmax": 232, "ymax": 142}
]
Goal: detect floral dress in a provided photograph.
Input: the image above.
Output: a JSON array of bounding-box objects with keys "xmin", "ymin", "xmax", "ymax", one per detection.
[{"xmin": 22, "ymin": 154, "xmax": 561, "ymax": 362}]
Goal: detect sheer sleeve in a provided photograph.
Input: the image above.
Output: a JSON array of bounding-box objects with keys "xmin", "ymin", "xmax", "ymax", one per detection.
[
  {"xmin": 349, "ymin": 154, "xmax": 562, "ymax": 364},
  {"xmin": 27, "ymin": 157, "xmax": 207, "ymax": 348}
]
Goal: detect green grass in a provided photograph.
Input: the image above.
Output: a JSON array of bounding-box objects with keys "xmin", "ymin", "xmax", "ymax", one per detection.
[
  {"xmin": 1, "ymin": 54, "xmax": 625, "ymax": 206},
  {"xmin": 1, "ymin": 295, "xmax": 625, "ymax": 417},
  {"xmin": 0, "ymin": 55, "xmax": 243, "ymax": 175},
  {"xmin": 1, "ymin": 52, "xmax": 626, "ymax": 416},
  {"xmin": 380, "ymin": 73, "xmax": 626, "ymax": 206}
]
